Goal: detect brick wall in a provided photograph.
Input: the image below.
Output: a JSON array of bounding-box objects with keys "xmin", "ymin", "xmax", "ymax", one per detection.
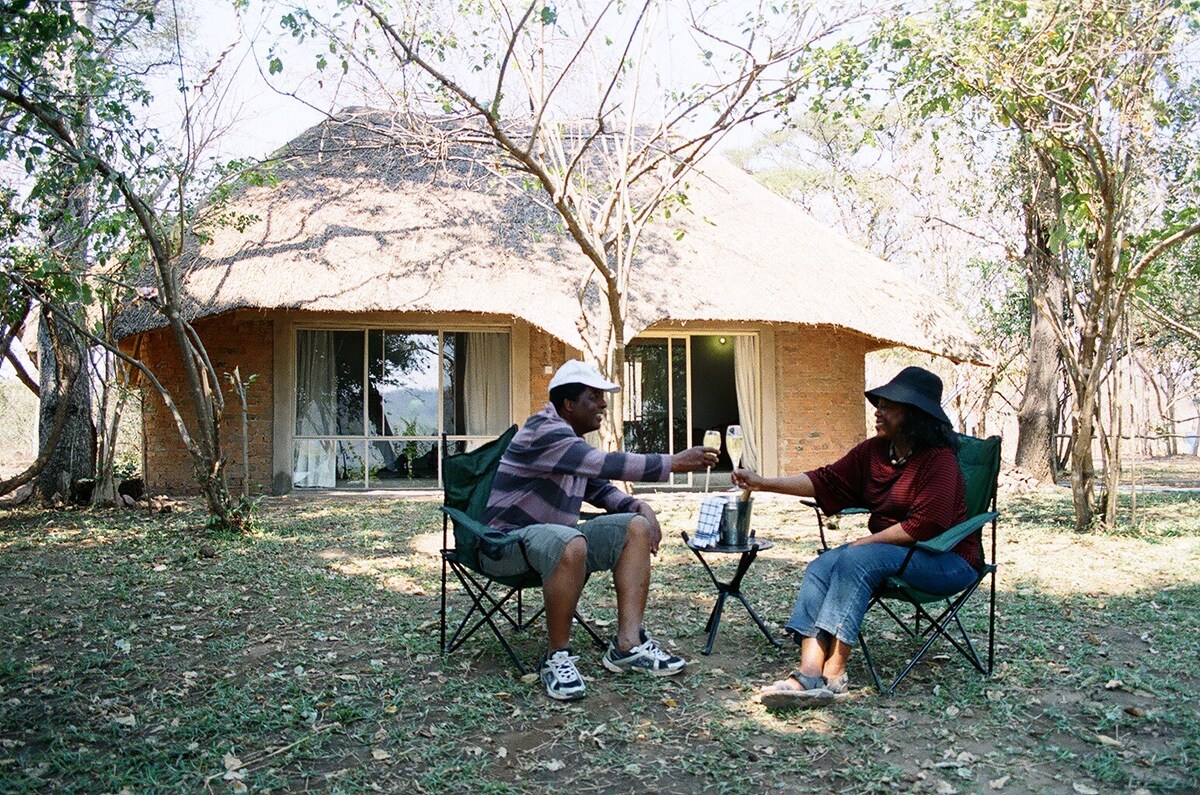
[
  {"xmin": 133, "ymin": 317, "xmax": 872, "ymax": 493},
  {"xmin": 774, "ymin": 326, "xmax": 872, "ymax": 474},
  {"xmin": 136, "ymin": 311, "xmax": 274, "ymax": 495},
  {"xmin": 526, "ymin": 329, "xmax": 568, "ymax": 413}
]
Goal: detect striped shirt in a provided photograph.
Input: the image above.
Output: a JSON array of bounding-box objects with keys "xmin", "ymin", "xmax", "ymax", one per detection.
[
  {"xmin": 483, "ymin": 403, "xmax": 672, "ymax": 531},
  {"xmin": 807, "ymin": 437, "xmax": 977, "ymax": 568}
]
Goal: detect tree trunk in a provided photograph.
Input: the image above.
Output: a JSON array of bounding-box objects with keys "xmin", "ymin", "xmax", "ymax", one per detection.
[
  {"xmin": 33, "ymin": 311, "xmax": 95, "ymax": 503},
  {"xmin": 1068, "ymin": 394, "xmax": 1097, "ymax": 532},
  {"xmin": 1015, "ymin": 204, "xmax": 1063, "ymax": 483}
]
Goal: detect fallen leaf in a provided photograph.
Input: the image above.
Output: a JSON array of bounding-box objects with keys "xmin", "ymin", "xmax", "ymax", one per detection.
[
  {"xmin": 1094, "ymin": 734, "xmax": 1121, "ymax": 747},
  {"xmin": 496, "ymin": 747, "xmax": 507, "ymax": 759},
  {"xmin": 371, "ymin": 749, "xmax": 391, "ymax": 761},
  {"xmin": 544, "ymin": 758, "xmax": 566, "ymax": 772},
  {"xmin": 1104, "ymin": 679, "xmax": 1124, "ymax": 690},
  {"xmin": 223, "ymin": 753, "xmax": 243, "ymax": 771},
  {"xmin": 1073, "ymin": 784, "xmax": 1099, "ymax": 795},
  {"xmin": 989, "ymin": 775, "xmax": 1010, "ymax": 789},
  {"xmin": 113, "ymin": 715, "xmax": 137, "ymax": 728},
  {"xmin": 520, "ymin": 673, "xmax": 539, "ymax": 684},
  {"xmin": 662, "ymin": 698, "xmax": 678, "ymax": 708}
]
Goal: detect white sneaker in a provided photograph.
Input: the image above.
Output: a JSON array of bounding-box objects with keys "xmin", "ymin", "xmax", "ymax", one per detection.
[
  {"xmin": 540, "ymin": 648, "xmax": 586, "ymax": 701},
  {"xmin": 601, "ymin": 632, "xmax": 686, "ymax": 677}
]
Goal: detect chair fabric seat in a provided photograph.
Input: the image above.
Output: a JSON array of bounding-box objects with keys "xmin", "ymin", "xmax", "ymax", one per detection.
[{"xmin": 881, "ymin": 562, "xmax": 996, "ymax": 604}]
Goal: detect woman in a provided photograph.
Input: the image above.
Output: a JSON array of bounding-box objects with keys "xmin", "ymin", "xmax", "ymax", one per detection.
[{"xmin": 732, "ymin": 366, "xmax": 979, "ymax": 708}]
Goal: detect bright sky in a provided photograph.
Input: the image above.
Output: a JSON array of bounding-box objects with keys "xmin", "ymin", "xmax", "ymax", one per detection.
[{"xmin": 170, "ymin": 0, "xmax": 789, "ymax": 162}]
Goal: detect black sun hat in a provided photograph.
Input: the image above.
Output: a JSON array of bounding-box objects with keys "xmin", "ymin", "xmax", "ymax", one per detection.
[{"xmin": 864, "ymin": 366, "xmax": 952, "ymax": 426}]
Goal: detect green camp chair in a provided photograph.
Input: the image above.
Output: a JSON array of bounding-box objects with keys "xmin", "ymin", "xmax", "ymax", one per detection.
[
  {"xmin": 439, "ymin": 427, "xmax": 605, "ymax": 673},
  {"xmin": 804, "ymin": 434, "xmax": 1001, "ymax": 695}
]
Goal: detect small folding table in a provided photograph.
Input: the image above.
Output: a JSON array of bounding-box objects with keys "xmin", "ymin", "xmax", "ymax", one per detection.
[{"xmin": 681, "ymin": 531, "xmax": 782, "ymax": 655}]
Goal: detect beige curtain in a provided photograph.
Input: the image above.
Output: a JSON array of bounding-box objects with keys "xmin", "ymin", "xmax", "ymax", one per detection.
[
  {"xmin": 464, "ymin": 332, "xmax": 511, "ymax": 437},
  {"xmin": 733, "ymin": 335, "xmax": 760, "ymax": 471},
  {"xmin": 293, "ymin": 330, "xmax": 337, "ymax": 487}
]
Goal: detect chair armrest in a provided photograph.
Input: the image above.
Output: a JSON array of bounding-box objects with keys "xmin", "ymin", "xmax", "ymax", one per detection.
[
  {"xmin": 441, "ymin": 506, "xmax": 522, "ymax": 559},
  {"xmin": 799, "ymin": 499, "xmax": 869, "ymax": 518},
  {"xmin": 913, "ymin": 511, "xmax": 998, "ymax": 554}
]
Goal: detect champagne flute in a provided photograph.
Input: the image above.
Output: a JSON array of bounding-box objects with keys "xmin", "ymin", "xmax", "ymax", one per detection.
[
  {"xmin": 702, "ymin": 429, "xmax": 721, "ymax": 492},
  {"xmin": 726, "ymin": 425, "xmax": 744, "ymax": 470},
  {"xmin": 727, "ymin": 424, "xmax": 750, "ymax": 501}
]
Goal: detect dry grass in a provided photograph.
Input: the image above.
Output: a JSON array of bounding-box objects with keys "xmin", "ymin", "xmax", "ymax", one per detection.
[{"xmin": 0, "ymin": 477, "xmax": 1197, "ymax": 793}]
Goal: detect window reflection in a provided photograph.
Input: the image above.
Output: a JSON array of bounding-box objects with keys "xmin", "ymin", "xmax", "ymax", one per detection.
[{"xmin": 294, "ymin": 329, "xmax": 510, "ymax": 489}]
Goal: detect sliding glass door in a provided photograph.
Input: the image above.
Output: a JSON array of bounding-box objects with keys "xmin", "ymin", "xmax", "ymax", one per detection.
[
  {"xmin": 293, "ymin": 328, "xmax": 510, "ymax": 489},
  {"xmin": 623, "ymin": 338, "xmax": 690, "ymax": 485},
  {"xmin": 623, "ymin": 334, "xmax": 757, "ymax": 488}
]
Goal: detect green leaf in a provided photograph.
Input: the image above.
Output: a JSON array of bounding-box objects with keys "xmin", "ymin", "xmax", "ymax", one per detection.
[
  {"xmin": 268, "ymin": 56, "xmax": 283, "ymax": 75},
  {"xmin": 540, "ymin": 5, "xmax": 557, "ymax": 25}
]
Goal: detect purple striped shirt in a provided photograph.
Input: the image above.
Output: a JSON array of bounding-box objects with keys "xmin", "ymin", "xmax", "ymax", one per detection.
[{"xmin": 483, "ymin": 403, "xmax": 672, "ymax": 531}]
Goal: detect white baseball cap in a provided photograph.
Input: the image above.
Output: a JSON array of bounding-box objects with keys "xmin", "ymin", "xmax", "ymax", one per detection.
[{"xmin": 548, "ymin": 359, "xmax": 620, "ymax": 393}]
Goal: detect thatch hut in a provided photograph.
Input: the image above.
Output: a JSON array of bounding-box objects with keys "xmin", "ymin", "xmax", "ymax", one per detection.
[{"xmin": 117, "ymin": 110, "xmax": 985, "ymax": 494}]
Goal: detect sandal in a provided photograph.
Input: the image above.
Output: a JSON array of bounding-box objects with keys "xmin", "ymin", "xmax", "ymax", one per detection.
[
  {"xmin": 759, "ymin": 671, "xmax": 852, "ymax": 710},
  {"xmin": 771, "ymin": 671, "xmax": 824, "ymax": 692}
]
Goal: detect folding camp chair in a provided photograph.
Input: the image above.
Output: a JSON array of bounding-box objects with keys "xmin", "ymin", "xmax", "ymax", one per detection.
[
  {"xmin": 805, "ymin": 434, "xmax": 1001, "ymax": 695},
  {"xmin": 439, "ymin": 427, "xmax": 605, "ymax": 674}
]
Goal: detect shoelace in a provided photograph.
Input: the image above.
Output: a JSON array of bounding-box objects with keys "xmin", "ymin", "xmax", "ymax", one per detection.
[
  {"xmin": 547, "ymin": 652, "xmax": 581, "ymax": 680},
  {"xmin": 636, "ymin": 639, "xmax": 674, "ymax": 662}
]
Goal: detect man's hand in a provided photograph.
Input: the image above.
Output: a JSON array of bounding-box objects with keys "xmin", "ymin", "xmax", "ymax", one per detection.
[
  {"xmin": 637, "ymin": 504, "xmax": 663, "ymax": 554},
  {"xmin": 670, "ymin": 445, "xmax": 719, "ymax": 473}
]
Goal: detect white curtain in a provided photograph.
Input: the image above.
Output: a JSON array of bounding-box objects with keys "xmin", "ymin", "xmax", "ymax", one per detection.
[
  {"xmin": 733, "ymin": 335, "xmax": 760, "ymax": 471},
  {"xmin": 293, "ymin": 331, "xmax": 337, "ymax": 487},
  {"xmin": 464, "ymin": 332, "xmax": 511, "ymax": 437}
]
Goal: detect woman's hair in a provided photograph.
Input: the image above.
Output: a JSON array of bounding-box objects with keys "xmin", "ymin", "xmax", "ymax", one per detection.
[{"xmin": 900, "ymin": 406, "xmax": 959, "ymax": 453}]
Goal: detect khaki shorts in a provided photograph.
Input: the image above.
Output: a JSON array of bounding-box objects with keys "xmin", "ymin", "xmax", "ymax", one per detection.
[{"xmin": 480, "ymin": 513, "xmax": 637, "ymax": 579}]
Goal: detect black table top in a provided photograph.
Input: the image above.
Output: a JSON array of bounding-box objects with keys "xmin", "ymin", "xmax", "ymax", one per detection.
[{"xmin": 685, "ymin": 536, "xmax": 772, "ymax": 553}]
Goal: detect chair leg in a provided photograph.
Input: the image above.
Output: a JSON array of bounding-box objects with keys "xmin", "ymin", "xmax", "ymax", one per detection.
[
  {"xmin": 862, "ymin": 575, "xmax": 995, "ymax": 694},
  {"xmin": 440, "ymin": 550, "xmax": 448, "ymax": 657},
  {"xmin": 443, "ymin": 561, "xmax": 533, "ymax": 673},
  {"xmin": 987, "ymin": 569, "xmax": 997, "ymax": 675},
  {"xmin": 858, "ymin": 629, "xmax": 887, "ymax": 695},
  {"xmin": 575, "ymin": 613, "xmax": 607, "ymax": 650}
]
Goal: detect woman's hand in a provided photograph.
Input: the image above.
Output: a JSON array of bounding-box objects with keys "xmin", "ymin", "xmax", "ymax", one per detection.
[{"xmin": 732, "ymin": 468, "xmax": 763, "ymax": 491}]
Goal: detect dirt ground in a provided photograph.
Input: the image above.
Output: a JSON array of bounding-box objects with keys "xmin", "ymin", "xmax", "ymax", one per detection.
[{"xmin": 1, "ymin": 459, "xmax": 1197, "ymax": 792}]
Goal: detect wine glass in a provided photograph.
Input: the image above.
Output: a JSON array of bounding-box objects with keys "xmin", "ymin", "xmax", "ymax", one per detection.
[
  {"xmin": 702, "ymin": 429, "xmax": 721, "ymax": 492},
  {"xmin": 726, "ymin": 425, "xmax": 744, "ymax": 470}
]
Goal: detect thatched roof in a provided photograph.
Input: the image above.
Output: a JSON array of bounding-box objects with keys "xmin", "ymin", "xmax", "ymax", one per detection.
[{"xmin": 117, "ymin": 111, "xmax": 986, "ymax": 364}]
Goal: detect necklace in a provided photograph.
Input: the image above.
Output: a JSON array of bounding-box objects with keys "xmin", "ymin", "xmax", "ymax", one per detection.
[{"xmin": 888, "ymin": 443, "xmax": 912, "ymax": 467}]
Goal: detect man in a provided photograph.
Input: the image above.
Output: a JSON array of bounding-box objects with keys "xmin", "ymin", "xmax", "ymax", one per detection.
[{"xmin": 483, "ymin": 360, "xmax": 718, "ymax": 701}]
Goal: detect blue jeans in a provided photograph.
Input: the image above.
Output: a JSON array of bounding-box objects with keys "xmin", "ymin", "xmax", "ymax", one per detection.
[{"xmin": 786, "ymin": 543, "xmax": 978, "ymax": 646}]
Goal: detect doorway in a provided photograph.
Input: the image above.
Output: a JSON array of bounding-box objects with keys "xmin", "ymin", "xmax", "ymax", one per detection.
[{"xmin": 622, "ymin": 334, "xmax": 753, "ymax": 489}]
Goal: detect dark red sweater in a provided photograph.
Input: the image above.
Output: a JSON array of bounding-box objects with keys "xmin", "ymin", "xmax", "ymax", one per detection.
[{"xmin": 806, "ymin": 437, "xmax": 978, "ymax": 568}]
